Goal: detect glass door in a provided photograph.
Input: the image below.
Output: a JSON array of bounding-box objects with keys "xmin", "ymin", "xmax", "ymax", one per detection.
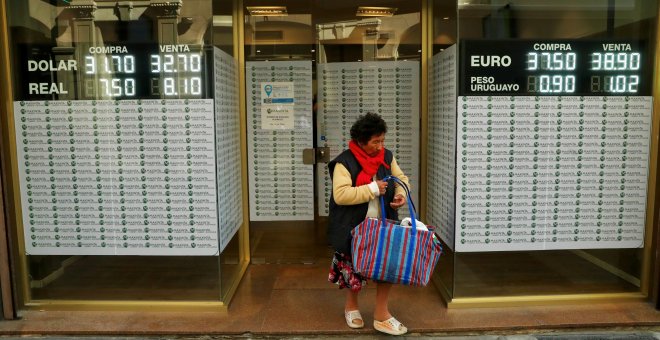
[{"xmin": 243, "ymin": 0, "xmax": 423, "ymax": 264}]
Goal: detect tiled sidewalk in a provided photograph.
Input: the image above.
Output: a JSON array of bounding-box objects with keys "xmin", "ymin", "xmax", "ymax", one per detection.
[{"xmin": 0, "ymin": 263, "xmax": 659, "ymax": 336}]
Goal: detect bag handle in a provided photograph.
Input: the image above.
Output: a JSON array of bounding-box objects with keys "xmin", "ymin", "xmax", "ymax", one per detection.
[{"xmin": 379, "ymin": 175, "xmax": 417, "ymax": 235}]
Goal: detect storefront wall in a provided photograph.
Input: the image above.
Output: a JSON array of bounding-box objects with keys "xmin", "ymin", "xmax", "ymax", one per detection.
[{"xmin": 0, "ymin": 0, "xmax": 657, "ymax": 317}]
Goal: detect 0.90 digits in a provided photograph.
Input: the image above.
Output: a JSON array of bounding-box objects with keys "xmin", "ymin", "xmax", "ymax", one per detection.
[{"xmin": 527, "ymin": 75, "xmax": 576, "ymax": 93}]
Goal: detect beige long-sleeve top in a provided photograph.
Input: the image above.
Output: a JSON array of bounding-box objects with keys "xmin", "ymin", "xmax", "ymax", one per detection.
[{"xmin": 332, "ymin": 157, "xmax": 410, "ymax": 218}]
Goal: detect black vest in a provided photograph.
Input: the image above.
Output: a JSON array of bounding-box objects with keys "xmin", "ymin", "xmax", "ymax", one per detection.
[{"xmin": 327, "ymin": 149, "xmax": 398, "ymax": 255}]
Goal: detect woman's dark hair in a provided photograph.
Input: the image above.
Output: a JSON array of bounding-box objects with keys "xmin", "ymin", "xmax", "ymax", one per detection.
[{"xmin": 350, "ymin": 112, "xmax": 388, "ymax": 145}]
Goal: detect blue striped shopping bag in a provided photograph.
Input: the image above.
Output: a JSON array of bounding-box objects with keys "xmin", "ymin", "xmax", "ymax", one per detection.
[{"xmin": 350, "ymin": 176, "xmax": 442, "ymax": 286}]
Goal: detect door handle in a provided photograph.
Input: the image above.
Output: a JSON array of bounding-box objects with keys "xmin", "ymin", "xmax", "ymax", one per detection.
[
  {"xmin": 316, "ymin": 147, "xmax": 330, "ymax": 163},
  {"xmin": 302, "ymin": 147, "xmax": 330, "ymax": 164}
]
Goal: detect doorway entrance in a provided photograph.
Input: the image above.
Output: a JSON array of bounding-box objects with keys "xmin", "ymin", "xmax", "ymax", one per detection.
[{"xmin": 243, "ymin": 1, "xmax": 423, "ymax": 264}]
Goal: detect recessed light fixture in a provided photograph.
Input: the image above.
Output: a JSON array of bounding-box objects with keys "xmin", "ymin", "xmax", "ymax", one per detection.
[
  {"xmin": 443, "ymin": 16, "xmax": 450, "ymax": 20},
  {"xmin": 311, "ymin": 49, "xmax": 316, "ymax": 52},
  {"xmin": 356, "ymin": 6, "xmax": 397, "ymax": 17},
  {"xmin": 246, "ymin": 6, "xmax": 288, "ymax": 16}
]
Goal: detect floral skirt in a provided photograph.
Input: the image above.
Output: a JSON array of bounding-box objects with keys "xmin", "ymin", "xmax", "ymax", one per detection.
[{"xmin": 328, "ymin": 251, "xmax": 367, "ymax": 292}]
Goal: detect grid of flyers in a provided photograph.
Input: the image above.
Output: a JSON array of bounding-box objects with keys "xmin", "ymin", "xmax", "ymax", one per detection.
[
  {"xmin": 214, "ymin": 47, "xmax": 243, "ymax": 252},
  {"xmin": 455, "ymin": 95, "xmax": 652, "ymax": 251},
  {"xmin": 427, "ymin": 47, "xmax": 457, "ymax": 249},
  {"xmin": 16, "ymin": 99, "xmax": 218, "ymax": 255},
  {"xmin": 246, "ymin": 61, "xmax": 314, "ymax": 221}
]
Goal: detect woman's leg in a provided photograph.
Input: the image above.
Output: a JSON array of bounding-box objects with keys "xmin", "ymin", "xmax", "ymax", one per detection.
[
  {"xmin": 345, "ymin": 289, "xmax": 363, "ymax": 327},
  {"xmin": 345, "ymin": 289, "xmax": 360, "ymax": 311},
  {"xmin": 374, "ymin": 282, "xmax": 393, "ymax": 321},
  {"xmin": 373, "ymin": 283, "xmax": 407, "ymax": 335}
]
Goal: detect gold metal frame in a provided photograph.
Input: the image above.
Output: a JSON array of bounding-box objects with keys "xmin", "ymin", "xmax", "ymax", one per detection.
[
  {"xmin": 232, "ymin": 0, "xmax": 251, "ymax": 294},
  {"xmin": 449, "ymin": 292, "xmax": 647, "ymax": 308},
  {"xmin": 634, "ymin": 2, "xmax": 659, "ymax": 294},
  {"xmin": 220, "ymin": 0, "xmax": 251, "ymax": 305},
  {"xmin": 647, "ymin": 0, "xmax": 660, "ymax": 304},
  {"xmin": 419, "ymin": 0, "xmax": 430, "ymax": 221},
  {"xmin": 0, "ymin": 0, "xmax": 29, "ymax": 311},
  {"xmin": 0, "ymin": 0, "xmax": 16, "ymax": 320}
]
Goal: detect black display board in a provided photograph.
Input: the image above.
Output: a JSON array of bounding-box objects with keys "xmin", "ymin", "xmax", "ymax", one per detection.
[
  {"xmin": 460, "ymin": 40, "xmax": 651, "ymax": 96},
  {"xmin": 15, "ymin": 43, "xmax": 212, "ymax": 100}
]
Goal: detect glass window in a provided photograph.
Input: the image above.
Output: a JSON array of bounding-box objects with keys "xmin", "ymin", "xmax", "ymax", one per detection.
[
  {"xmin": 5, "ymin": 0, "xmax": 244, "ymax": 303},
  {"xmin": 451, "ymin": 0, "xmax": 657, "ymax": 300}
]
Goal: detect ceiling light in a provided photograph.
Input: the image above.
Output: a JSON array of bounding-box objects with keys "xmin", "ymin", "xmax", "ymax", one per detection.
[
  {"xmin": 443, "ymin": 17, "xmax": 450, "ymax": 20},
  {"xmin": 246, "ymin": 6, "xmax": 288, "ymax": 16},
  {"xmin": 356, "ymin": 6, "xmax": 397, "ymax": 17},
  {"xmin": 213, "ymin": 15, "xmax": 232, "ymax": 27}
]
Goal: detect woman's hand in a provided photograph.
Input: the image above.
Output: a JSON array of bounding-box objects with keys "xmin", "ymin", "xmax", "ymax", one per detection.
[
  {"xmin": 390, "ymin": 194, "xmax": 406, "ymax": 209},
  {"xmin": 375, "ymin": 180, "xmax": 388, "ymax": 196}
]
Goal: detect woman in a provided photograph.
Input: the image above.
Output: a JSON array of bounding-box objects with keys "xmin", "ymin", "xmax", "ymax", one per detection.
[{"xmin": 327, "ymin": 112, "xmax": 410, "ymax": 336}]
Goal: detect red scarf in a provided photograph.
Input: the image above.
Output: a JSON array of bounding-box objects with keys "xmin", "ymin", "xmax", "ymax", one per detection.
[{"xmin": 348, "ymin": 140, "xmax": 390, "ymax": 186}]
